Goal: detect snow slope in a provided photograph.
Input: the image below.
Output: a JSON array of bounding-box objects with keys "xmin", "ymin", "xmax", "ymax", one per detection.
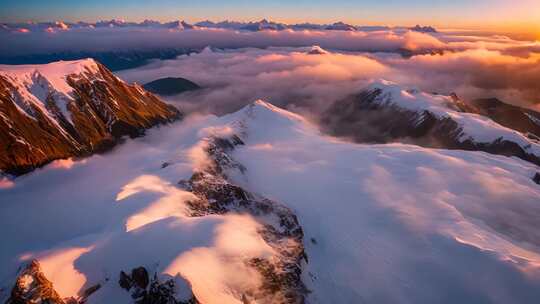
[
  {"xmin": 0, "ymin": 111, "xmax": 303, "ymax": 303},
  {"xmin": 1, "ymin": 100, "xmax": 540, "ymax": 303},
  {"xmin": 224, "ymin": 101, "xmax": 540, "ymax": 303}
]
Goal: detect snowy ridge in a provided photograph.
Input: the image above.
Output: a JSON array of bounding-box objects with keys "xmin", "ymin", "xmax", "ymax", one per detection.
[
  {"xmin": 366, "ymin": 80, "xmax": 540, "ymax": 156},
  {"xmin": 0, "ymin": 19, "xmax": 395, "ymax": 33}
]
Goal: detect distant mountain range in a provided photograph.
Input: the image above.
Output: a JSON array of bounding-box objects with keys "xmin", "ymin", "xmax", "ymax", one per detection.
[{"xmin": 0, "ymin": 19, "xmax": 433, "ymax": 34}]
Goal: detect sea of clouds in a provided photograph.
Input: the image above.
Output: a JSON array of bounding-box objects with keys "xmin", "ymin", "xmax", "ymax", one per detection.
[
  {"xmin": 2, "ymin": 25, "xmax": 539, "ymax": 111},
  {"xmin": 118, "ymin": 44, "xmax": 540, "ymax": 118}
]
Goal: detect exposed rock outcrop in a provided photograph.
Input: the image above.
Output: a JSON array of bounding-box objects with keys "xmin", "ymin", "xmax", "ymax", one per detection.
[
  {"xmin": 118, "ymin": 266, "xmax": 197, "ymax": 304},
  {"xmin": 6, "ymin": 260, "xmax": 65, "ymax": 304},
  {"xmin": 6, "ymin": 260, "xmax": 100, "ymax": 304},
  {"xmin": 178, "ymin": 132, "xmax": 308, "ymax": 303}
]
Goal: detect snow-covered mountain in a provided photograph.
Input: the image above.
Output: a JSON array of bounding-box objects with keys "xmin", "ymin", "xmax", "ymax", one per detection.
[
  {"xmin": 306, "ymin": 45, "xmax": 330, "ymax": 55},
  {"xmin": 1, "ymin": 100, "xmax": 540, "ymax": 303},
  {"xmin": 322, "ymin": 80, "xmax": 540, "ymax": 167},
  {"xmin": 0, "ymin": 59, "xmax": 181, "ymax": 175}
]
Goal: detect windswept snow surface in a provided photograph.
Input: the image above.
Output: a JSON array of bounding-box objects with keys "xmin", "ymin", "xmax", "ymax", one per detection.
[{"xmin": 1, "ymin": 101, "xmax": 540, "ymax": 303}]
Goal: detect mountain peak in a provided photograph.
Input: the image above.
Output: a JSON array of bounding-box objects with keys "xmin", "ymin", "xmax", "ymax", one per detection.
[
  {"xmin": 307, "ymin": 45, "xmax": 329, "ymax": 55},
  {"xmin": 250, "ymin": 99, "xmax": 281, "ymax": 111},
  {"xmin": 239, "ymin": 99, "xmax": 307, "ymax": 124}
]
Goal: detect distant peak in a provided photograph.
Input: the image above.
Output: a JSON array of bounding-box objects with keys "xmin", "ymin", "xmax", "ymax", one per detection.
[
  {"xmin": 249, "ymin": 99, "xmax": 279, "ymax": 112},
  {"xmin": 307, "ymin": 45, "xmax": 329, "ymax": 55},
  {"xmin": 410, "ymin": 25, "xmax": 437, "ymax": 33},
  {"xmin": 253, "ymin": 99, "xmax": 273, "ymax": 107},
  {"xmin": 201, "ymin": 46, "xmax": 214, "ymax": 54},
  {"xmin": 242, "ymin": 99, "xmax": 306, "ymax": 123},
  {"xmin": 366, "ymin": 79, "xmax": 399, "ymax": 90}
]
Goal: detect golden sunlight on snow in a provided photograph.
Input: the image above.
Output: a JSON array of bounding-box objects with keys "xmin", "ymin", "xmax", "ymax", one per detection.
[
  {"xmin": 165, "ymin": 214, "xmax": 275, "ymax": 304},
  {"xmin": 37, "ymin": 246, "xmax": 93, "ymax": 298},
  {"xmin": 115, "ymin": 175, "xmax": 196, "ymax": 231}
]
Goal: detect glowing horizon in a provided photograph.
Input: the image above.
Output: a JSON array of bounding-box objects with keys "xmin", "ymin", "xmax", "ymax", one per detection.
[{"xmin": 1, "ymin": 0, "xmax": 539, "ymax": 36}]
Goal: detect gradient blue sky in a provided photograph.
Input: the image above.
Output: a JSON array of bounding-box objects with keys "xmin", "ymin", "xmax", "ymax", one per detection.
[{"xmin": 1, "ymin": 0, "xmax": 538, "ymax": 32}]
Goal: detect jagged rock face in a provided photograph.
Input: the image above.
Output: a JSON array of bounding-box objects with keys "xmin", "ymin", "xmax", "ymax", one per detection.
[
  {"xmin": 6, "ymin": 260, "xmax": 101, "ymax": 304},
  {"xmin": 321, "ymin": 87, "xmax": 540, "ymax": 167},
  {"xmin": 178, "ymin": 134, "xmax": 307, "ymax": 304},
  {"xmin": 0, "ymin": 59, "xmax": 181, "ymax": 175},
  {"xmin": 6, "ymin": 260, "xmax": 65, "ymax": 304},
  {"xmin": 119, "ymin": 267, "xmax": 197, "ymax": 304}
]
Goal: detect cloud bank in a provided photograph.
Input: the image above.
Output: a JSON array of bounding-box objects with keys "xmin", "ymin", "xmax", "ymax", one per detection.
[
  {"xmin": 2, "ymin": 24, "xmax": 539, "ymax": 113},
  {"xmin": 117, "ymin": 43, "xmax": 540, "ymax": 117},
  {"xmin": 0, "ymin": 26, "xmax": 448, "ymax": 57}
]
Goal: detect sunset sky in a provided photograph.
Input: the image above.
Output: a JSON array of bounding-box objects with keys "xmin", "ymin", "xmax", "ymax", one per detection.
[{"xmin": 1, "ymin": 0, "xmax": 539, "ymax": 34}]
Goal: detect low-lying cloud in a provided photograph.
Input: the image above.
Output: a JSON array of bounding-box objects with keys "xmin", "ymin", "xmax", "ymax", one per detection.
[
  {"xmin": 3, "ymin": 25, "xmax": 540, "ymax": 113},
  {"xmin": 0, "ymin": 27, "xmax": 447, "ymax": 57},
  {"xmin": 119, "ymin": 47, "xmax": 388, "ymax": 115},
  {"xmin": 118, "ymin": 43, "xmax": 540, "ymax": 117}
]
